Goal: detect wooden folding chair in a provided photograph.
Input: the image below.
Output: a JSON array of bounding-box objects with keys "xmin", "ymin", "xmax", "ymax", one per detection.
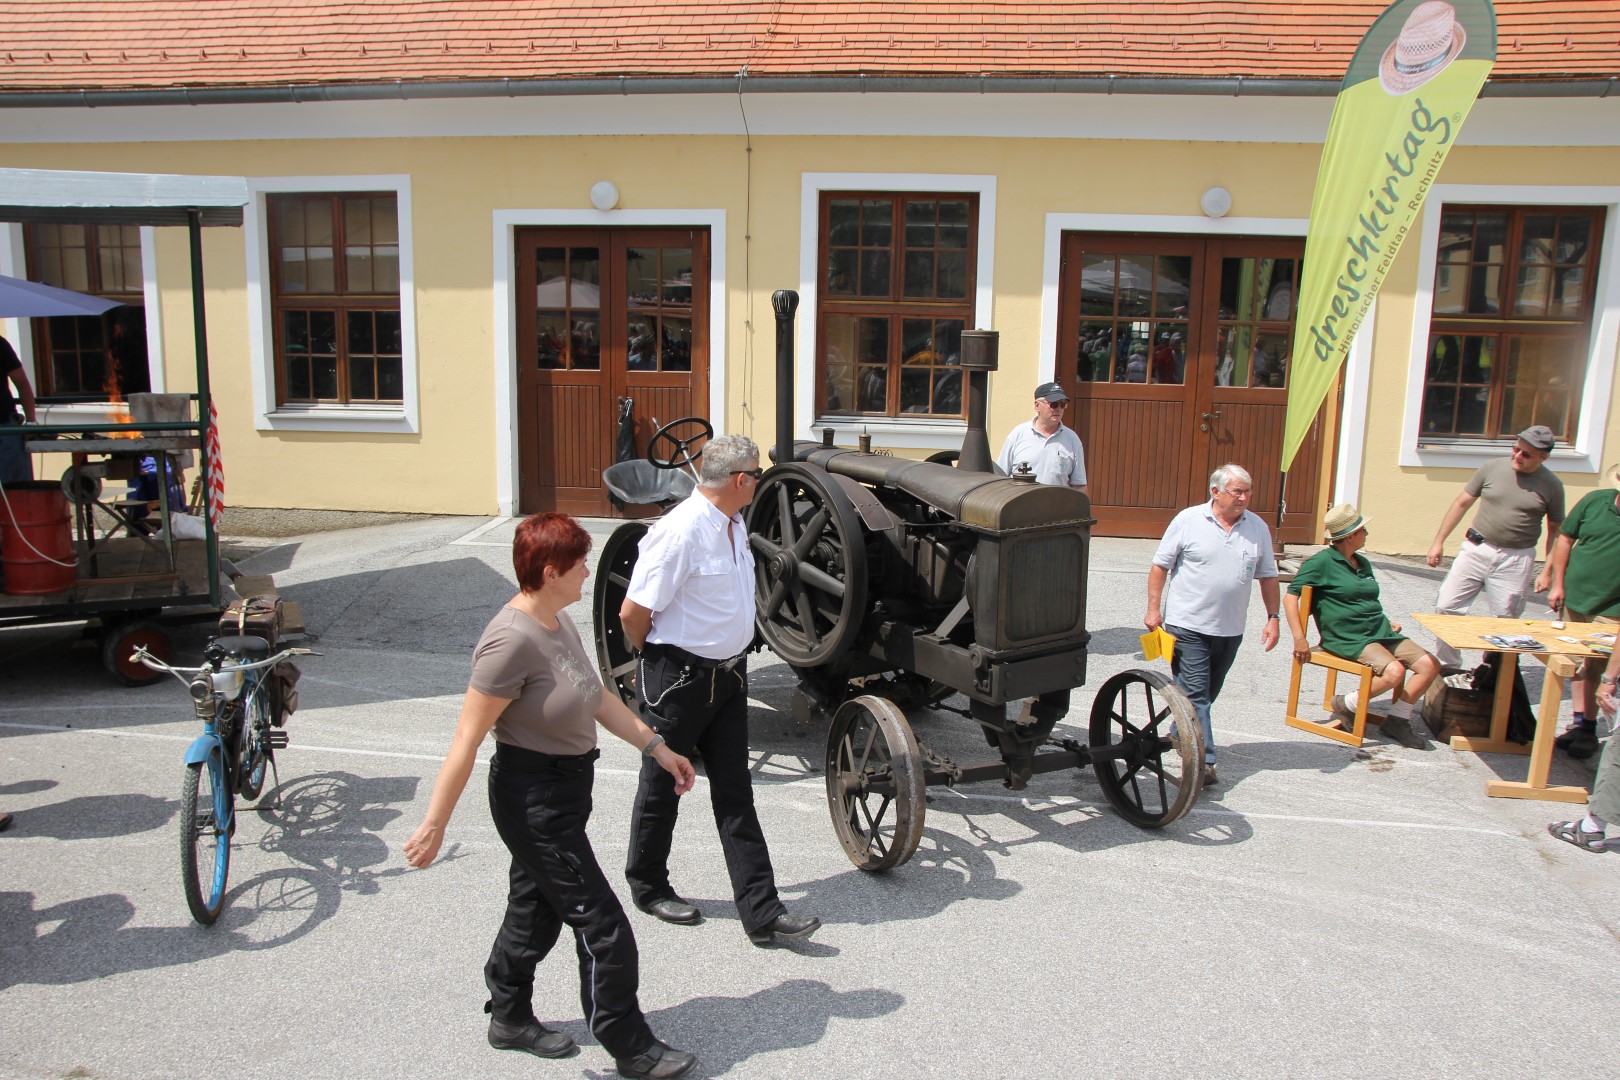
[{"xmin": 1284, "ymin": 586, "xmax": 1402, "ymax": 748}]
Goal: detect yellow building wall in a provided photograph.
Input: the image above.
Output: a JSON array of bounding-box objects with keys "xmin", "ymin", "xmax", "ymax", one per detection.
[
  {"xmin": 3, "ymin": 133, "xmax": 1616, "ymax": 555},
  {"xmin": 1355, "ymin": 146, "xmax": 1620, "ymax": 555}
]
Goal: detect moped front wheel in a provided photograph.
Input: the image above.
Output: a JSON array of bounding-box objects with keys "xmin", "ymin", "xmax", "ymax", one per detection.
[{"xmin": 181, "ymin": 756, "xmax": 231, "ymax": 925}]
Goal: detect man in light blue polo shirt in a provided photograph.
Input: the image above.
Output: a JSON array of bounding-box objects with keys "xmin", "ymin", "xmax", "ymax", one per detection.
[
  {"xmin": 996, "ymin": 382, "xmax": 1087, "ymax": 493},
  {"xmin": 1144, "ymin": 464, "xmax": 1281, "ymax": 786}
]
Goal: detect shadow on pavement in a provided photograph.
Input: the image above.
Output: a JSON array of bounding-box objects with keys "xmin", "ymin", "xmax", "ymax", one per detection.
[
  {"xmin": 624, "ymin": 978, "xmax": 904, "ymax": 1077},
  {"xmin": 1, "ymin": 793, "xmax": 175, "ymax": 839},
  {"xmin": 1086, "ymin": 625, "xmax": 1153, "ymax": 656},
  {"xmin": 257, "ymin": 770, "xmax": 420, "ymax": 895},
  {"xmin": 0, "ymin": 778, "xmax": 56, "ymax": 796},
  {"xmin": 0, "ymin": 769, "xmax": 419, "ymax": 989}
]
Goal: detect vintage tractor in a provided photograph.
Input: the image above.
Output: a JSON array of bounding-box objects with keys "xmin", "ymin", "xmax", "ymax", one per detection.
[{"xmin": 594, "ymin": 292, "xmax": 1202, "ymax": 872}]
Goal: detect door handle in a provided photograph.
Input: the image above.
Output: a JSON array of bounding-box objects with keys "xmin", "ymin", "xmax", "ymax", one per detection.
[{"xmin": 1200, "ymin": 409, "xmax": 1220, "ymax": 433}]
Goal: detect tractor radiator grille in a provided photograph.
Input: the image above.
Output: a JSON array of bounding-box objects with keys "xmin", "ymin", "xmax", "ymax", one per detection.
[{"xmin": 1003, "ymin": 534, "xmax": 1085, "ymax": 643}]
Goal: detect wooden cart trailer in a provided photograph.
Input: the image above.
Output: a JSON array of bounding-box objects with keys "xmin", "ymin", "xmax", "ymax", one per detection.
[{"xmin": 0, "ymin": 168, "xmax": 249, "ymax": 683}]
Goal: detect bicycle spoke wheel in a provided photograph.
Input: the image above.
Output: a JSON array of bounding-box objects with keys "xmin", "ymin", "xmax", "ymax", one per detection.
[{"xmin": 180, "ymin": 758, "xmax": 231, "ymax": 925}]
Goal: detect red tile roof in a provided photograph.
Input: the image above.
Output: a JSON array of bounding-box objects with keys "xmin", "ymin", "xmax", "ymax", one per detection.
[{"xmin": 0, "ymin": 1, "xmax": 1613, "ymax": 93}]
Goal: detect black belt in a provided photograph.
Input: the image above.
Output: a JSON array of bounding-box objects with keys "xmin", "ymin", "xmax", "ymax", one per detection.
[
  {"xmin": 643, "ymin": 641, "xmax": 745, "ymax": 670},
  {"xmin": 493, "ymin": 742, "xmax": 599, "ymax": 772}
]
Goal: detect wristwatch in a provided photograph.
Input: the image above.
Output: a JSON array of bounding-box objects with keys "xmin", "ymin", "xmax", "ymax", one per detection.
[
  {"xmin": 1266, "ymin": 613, "xmax": 1280, "ymax": 620},
  {"xmin": 1601, "ymin": 675, "xmax": 1617, "ymax": 686},
  {"xmin": 641, "ymin": 733, "xmax": 665, "ymax": 756}
]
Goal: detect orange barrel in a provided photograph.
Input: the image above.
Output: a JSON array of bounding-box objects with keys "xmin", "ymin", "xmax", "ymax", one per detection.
[{"xmin": 0, "ymin": 481, "xmax": 77, "ymax": 595}]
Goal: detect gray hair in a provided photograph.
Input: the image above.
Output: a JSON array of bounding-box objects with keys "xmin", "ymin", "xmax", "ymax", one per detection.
[
  {"xmin": 1209, "ymin": 463, "xmax": 1253, "ymax": 494},
  {"xmin": 698, "ymin": 434, "xmax": 761, "ymax": 489}
]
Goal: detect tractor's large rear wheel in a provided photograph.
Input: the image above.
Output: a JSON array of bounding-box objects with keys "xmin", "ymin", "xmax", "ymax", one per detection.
[{"xmin": 747, "ymin": 463, "xmax": 868, "ymax": 668}]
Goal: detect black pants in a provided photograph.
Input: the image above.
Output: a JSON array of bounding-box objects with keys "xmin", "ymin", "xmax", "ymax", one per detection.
[
  {"xmin": 626, "ymin": 647, "xmax": 785, "ymax": 934},
  {"xmin": 485, "ymin": 743, "xmax": 654, "ymax": 1060}
]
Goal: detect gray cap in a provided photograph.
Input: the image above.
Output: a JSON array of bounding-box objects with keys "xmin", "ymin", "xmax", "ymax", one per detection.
[
  {"xmin": 1517, "ymin": 425, "xmax": 1556, "ymax": 451},
  {"xmin": 1034, "ymin": 381, "xmax": 1068, "ymax": 403}
]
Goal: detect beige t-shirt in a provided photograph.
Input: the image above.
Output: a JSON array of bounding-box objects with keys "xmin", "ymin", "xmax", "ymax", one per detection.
[
  {"xmin": 1466, "ymin": 456, "xmax": 1565, "ymax": 550},
  {"xmin": 470, "ymin": 607, "xmax": 603, "ymax": 757}
]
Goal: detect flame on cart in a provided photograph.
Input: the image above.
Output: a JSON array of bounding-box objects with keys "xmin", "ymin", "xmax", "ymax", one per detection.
[{"xmin": 104, "ymin": 361, "xmax": 141, "ymax": 439}]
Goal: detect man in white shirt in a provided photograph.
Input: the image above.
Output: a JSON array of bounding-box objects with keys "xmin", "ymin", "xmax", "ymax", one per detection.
[
  {"xmin": 1144, "ymin": 464, "xmax": 1281, "ymax": 786},
  {"xmin": 619, "ymin": 433, "xmax": 820, "ymax": 948},
  {"xmin": 996, "ymin": 382, "xmax": 1087, "ymax": 493}
]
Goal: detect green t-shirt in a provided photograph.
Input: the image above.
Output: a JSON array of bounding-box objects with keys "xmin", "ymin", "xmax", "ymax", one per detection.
[
  {"xmin": 1288, "ymin": 547, "xmax": 1400, "ymax": 661},
  {"xmin": 1560, "ymin": 489, "xmax": 1620, "ymax": 618}
]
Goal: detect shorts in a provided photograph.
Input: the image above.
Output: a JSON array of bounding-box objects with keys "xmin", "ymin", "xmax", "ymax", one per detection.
[
  {"xmin": 1564, "ymin": 610, "xmax": 1619, "ymax": 677},
  {"xmin": 1355, "ymin": 637, "xmax": 1430, "ymax": 676}
]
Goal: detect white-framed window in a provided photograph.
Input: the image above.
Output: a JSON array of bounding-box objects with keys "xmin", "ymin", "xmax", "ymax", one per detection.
[
  {"xmin": 1, "ymin": 221, "xmax": 166, "ymax": 395},
  {"xmin": 1401, "ymin": 185, "xmax": 1620, "ymax": 474},
  {"xmin": 798, "ymin": 173, "xmax": 996, "ymax": 450},
  {"xmin": 244, "ymin": 175, "xmax": 417, "ymax": 433}
]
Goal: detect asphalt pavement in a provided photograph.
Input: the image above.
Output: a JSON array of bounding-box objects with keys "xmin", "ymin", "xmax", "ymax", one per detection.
[{"xmin": 1, "ymin": 515, "xmax": 1615, "ymax": 1080}]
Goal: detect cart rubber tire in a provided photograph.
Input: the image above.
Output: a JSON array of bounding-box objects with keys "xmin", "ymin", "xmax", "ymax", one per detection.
[
  {"xmin": 180, "ymin": 757, "xmax": 230, "ymax": 925},
  {"xmin": 103, "ymin": 619, "xmax": 170, "ymax": 687},
  {"xmin": 1088, "ymin": 668, "xmax": 1203, "ymax": 827},
  {"xmin": 826, "ymin": 695, "xmax": 925, "ymax": 872}
]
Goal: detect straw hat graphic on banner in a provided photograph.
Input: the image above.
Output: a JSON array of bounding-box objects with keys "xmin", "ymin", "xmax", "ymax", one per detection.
[{"xmin": 1379, "ymin": 0, "xmax": 1467, "ymax": 94}]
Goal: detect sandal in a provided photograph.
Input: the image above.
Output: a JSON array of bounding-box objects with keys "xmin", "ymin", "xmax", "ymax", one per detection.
[{"xmin": 1548, "ymin": 819, "xmax": 1607, "ymax": 853}]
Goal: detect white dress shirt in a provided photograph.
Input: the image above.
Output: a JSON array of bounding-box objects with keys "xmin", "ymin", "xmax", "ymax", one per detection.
[{"xmin": 626, "ymin": 489, "xmax": 757, "ymax": 659}]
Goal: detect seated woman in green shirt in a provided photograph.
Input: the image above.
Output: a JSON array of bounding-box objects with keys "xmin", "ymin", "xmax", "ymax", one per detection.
[{"xmin": 1283, "ymin": 504, "xmax": 1440, "ymax": 750}]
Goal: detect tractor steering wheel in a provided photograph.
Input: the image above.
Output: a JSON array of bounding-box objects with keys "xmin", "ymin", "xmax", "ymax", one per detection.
[{"xmin": 647, "ymin": 416, "xmax": 714, "ymax": 472}]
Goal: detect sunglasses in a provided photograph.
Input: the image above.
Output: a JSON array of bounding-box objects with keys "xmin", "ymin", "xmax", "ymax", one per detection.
[{"xmin": 731, "ymin": 468, "xmax": 764, "ymax": 480}]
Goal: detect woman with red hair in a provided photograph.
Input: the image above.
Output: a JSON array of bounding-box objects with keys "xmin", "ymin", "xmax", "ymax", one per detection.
[{"xmin": 405, "ymin": 512, "xmax": 699, "ymax": 1080}]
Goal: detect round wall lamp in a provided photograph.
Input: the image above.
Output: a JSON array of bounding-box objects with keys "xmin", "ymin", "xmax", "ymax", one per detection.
[
  {"xmin": 589, "ymin": 180, "xmax": 620, "ymax": 211},
  {"xmin": 1200, "ymin": 186, "xmax": 1233, "ymax": 219}
]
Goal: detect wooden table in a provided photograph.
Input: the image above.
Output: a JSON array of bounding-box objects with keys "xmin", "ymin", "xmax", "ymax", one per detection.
[{"xmin": 1410, "ymin": 612, "xmax": 1612, "ymax": 804}]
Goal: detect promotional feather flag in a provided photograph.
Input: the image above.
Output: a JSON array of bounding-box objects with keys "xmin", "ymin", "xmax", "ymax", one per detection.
[{"xmin": 1280, "ymin": 0, "xmax": 1496, "ymax": 470}]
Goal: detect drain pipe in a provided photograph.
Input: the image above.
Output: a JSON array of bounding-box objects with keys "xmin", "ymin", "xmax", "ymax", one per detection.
[{"xmin": 772, "ymin": 289, "xmax": 798, "ymax": 467}]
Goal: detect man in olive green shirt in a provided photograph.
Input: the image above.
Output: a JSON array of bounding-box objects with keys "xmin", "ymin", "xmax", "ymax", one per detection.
[
  {"xmin": 1426, "ymin": 426, "xmax": 1565, "ymax": 668},
  {"xmin": 1546, "ymin": 463, "xmax": 1620, "ymax": 758}
]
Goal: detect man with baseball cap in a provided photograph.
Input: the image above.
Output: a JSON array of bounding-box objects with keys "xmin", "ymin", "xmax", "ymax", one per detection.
[
  {"xmin": 996, "ymin": 382, "xmax": 1087, "ymax": 493},
  {"xmin": 1426, "ymin": 425, "xmax": 1565, "ymax": 669}
]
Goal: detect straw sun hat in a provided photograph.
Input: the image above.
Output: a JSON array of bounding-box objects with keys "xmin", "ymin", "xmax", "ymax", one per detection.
[
  {"xmin": 1323, "ymin": 503, "xmax": 1370, "ymax": 543},
  {"xmin": 1379, "ymin": 1, "xmax": 1466, "ymax": 95}
]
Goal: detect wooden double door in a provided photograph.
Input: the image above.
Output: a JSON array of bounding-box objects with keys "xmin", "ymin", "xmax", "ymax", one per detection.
[
  {"xmin": 1055, "ymin": 233, "xmax": 1336, "ymax": 543},
  {"xmin": 516, "ymin": 227, "xmax": 710, "ymax": 516}
]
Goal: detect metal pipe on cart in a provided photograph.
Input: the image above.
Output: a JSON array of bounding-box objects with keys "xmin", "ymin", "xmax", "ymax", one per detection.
[
  {"xmin": 772, "ymin": 289, "xmax": 798, "ymax": 467},
  {"xmin": 188, "ymin": 209, "xmax": 221, "ymax": 609}
]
